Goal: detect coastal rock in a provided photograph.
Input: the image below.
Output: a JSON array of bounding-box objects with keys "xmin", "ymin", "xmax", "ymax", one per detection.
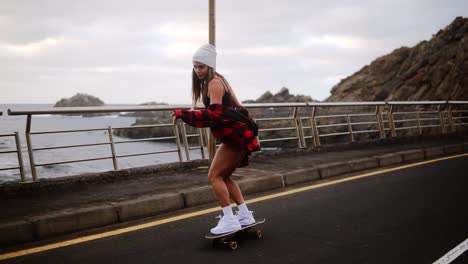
[
  {"xmin": 241, "ymin": 88, "xmax": 317, "ymax": 147},
  {"xmin": 322, "ymin": 17, "xmax": 468, "ymax": 141},
  {"xmin": 54, "ymin": 93, "xmax": 107, "ymax": 117},
  {"xmin": 113, "ymin": 88, "xmax": 317, "ymax": 147},
  {"xmin": 119, "ymin": 102, "xmax": 169, "ymax": 118},
  {"xmin": 326, "ymin": 17, "xmax": 468, "ymax": 102},
  {"xmin": 54, "ymin": 93, "xmax": 105, "ymax": 107},
  {"xmin": 113, "ymin": 101, "xmax": 173, "ymax": 139},
  {"xmin": 245, "ymin": 87, "xmax": 315, "ymax": 104}
]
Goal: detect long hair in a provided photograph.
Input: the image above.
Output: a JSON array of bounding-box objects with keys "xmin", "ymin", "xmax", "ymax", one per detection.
[
  {"xmin": 192, "ymin": 67, "xmax": 215, "ymax": 106},
  {"xmin": 192, "ymin": 67, "xmax": 242, "ymax": 108}
]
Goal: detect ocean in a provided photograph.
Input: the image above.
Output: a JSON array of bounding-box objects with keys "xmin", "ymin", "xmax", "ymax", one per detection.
[{"xmin": 0, "ymin": 104, "xmax": 203, "ymax": 183}]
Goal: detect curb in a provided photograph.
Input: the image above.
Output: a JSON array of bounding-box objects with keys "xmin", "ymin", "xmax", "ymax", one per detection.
[
  {"xmin": 28, "ymin": 204, "xmax": 118, "ymax": 239},
  {"xmin": 375, "ymin": 153, "xmax": 403, "ymax": 167},
  {"xmin": 117, "ymin": 193, "xmax": 185, "ymax": 222},
  {"xmin": 182, "ymin": 186, "xmax": 217, "ymax": 208},
  {"xmin": 1, "ymin": 143, "xmax": 467, "ymax": 247},
  {"xmin": 400, "ymin": 149, "xmax": 425, "ymax": 162},
  {"xmin": 0, "ymin": 221, "xmax": 34, "ymax": 246},
  {"xmin": 424, "ymin": 146, "xmax": 445, "ymax": 159},
  {"xmin": 348, "ymin": 157, "xmax": 379, "ymax": 172},
  {"xmin": 318, "ymin": 162, "xmax": 352, "ymax": 179},
  {"xmin": 283, "ymin": 168, "xmax": 320, "ymax": 186}
]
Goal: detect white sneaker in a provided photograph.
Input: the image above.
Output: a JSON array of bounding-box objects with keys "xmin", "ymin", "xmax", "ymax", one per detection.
[
  {"xmin": 236, "ymin": 210, "xmax": 256, "ymax": 226},
  {"xmin": 210, "ymin": 215, "xmax": 242, "ymax": 234}
]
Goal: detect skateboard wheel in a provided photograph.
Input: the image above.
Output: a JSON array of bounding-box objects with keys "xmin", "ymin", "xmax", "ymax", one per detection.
[
  {"xmin": 228, "ymin": 241, "xmax": 238, "ymax": 250},
  {"xmin": 256, "ymin": 229, "xmax": 262, "ymax": 238}
]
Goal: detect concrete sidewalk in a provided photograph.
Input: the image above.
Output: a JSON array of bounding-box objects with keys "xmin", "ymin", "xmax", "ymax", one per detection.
[{"xmin": 1, "ymin": 134, "xmax": 467, "ymax": 247}]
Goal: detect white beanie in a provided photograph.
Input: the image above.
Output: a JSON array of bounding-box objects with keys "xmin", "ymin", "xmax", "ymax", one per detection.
[{"xmin": 192, "ymin": 44, "xmax": 217, "ymax": 69}]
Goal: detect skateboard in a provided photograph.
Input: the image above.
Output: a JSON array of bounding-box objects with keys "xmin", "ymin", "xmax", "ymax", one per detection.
[{"xmin": 205, "ymin": 218, "xmax": 266, "ymax": 250}]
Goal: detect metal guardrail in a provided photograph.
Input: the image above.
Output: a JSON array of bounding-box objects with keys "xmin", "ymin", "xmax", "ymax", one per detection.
[
  {"xmin": 3, "ymin": 101, "xmax": 468, "ymax": 182},
  {"xmin": 0, "ymin": 110, "xmax": 26, "ymax": 181},
  {"xmin": 0, "ymin": 132, "xmax": 26, "ymax": 181}
]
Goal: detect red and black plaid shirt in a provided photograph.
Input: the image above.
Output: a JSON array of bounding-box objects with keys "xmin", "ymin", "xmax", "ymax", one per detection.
[{"xmin": 174, "ymin": 104, "xmax": 261, "ymax": 167}]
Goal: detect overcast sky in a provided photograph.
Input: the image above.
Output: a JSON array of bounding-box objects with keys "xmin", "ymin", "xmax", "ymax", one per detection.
[{"xmin": 0, "ymin": 0, "xmax": 466, "ymax": 105}]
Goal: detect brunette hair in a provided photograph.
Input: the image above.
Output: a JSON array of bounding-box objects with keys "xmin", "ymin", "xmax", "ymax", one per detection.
[
  {"xmin": 191, "ymin": 67, "xmax": 214, "ymax": 106},
  {"xmin": 191, "ymin": 67, "xmax": 242, "ymax": 108}
]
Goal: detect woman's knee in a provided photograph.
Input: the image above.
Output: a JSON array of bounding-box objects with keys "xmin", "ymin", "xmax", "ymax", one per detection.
[{"xmin": 208, "ymin": 169, "xmax": 225, "ymax": 183}]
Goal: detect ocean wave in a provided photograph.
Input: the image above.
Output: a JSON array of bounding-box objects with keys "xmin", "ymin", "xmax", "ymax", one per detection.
[{"xmin": 0, "ymin": 160, "xmax": 18, "ymax": 167}]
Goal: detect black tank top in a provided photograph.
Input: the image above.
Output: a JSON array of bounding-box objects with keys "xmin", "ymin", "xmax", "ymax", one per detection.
[{"xmin": 203, "ymin": 78, "xmax": 235, "ymax": 108}]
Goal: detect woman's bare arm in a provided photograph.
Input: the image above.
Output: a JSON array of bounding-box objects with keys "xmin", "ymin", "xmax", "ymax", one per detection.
[{"xmin": 207, "ymin": 78, "xmax": 225, "ymax": 105}]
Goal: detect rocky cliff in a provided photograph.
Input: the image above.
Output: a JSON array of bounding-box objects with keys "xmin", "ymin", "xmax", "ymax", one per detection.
[{"xmin": 326, "ymin": 16, "xmax": 468, "ymax": 102}]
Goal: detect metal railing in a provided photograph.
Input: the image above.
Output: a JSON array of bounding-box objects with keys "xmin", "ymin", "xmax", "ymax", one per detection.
[
  {"xmin": 179, "ymin": 124, "xmax": 207, "ymax": 161},
  {"xmin": 0, "ymin": 111, "xmax": 26, "ymax": 181},
  {"xmin": 3, "ymin": 101, "xmax": 468, "ymax": 182},
  {"xmin": 305, "ymin": 102, "xmax": 386, "ymax": 146},
  {"xmin": 7, "ymin": 105, "xmax": 189, "ymax": 182},
  {"xmin": 250, "ymin": 103, "xmax": 306, "ymax": 148}
]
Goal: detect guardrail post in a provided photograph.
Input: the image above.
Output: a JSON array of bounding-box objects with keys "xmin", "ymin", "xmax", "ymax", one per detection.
[
  {"xmin": 298, "ymin": 117, "xmax": 306, "ymax": 148},
  {"xmin": 437, "ymin": 104, "xmax": 446, "ymax": 134},
  {"xmin": 346, "ymin": 114, "xmax": 354, "ymax": 142},
  {"xmin": 202, "ymin": 128, "xmax": 209, "ymax": 154},
  {"xmin": 293, "ymin": 107, "xmax": 305, "ymax": 148},
  {"xmin": 14, "ymin": 132, "xmax": 26, "ymax": 182},
  {"xmin": 197, "ymin": 128, "xmax": 206, "ymax": 159},
  {"xmin": 172, "ymin": 123, "xmax": 183, "ymax": 162},
  {"xmin": 376, "ymin": 105, "xmax": 385, "ymax": 139},
  {"xmin": 25, "ymin": 114, "xmax": 38, "ymax": 181},
  {"xmin": 309, "ymin": 106, "xmax": 317, "ymax": 146},
  {"xmin": 180, "ymin": 123, "xmax": 190, "ymax": 161},
  {"xmin": 447, "ymin": 103, "xmax": 455, "ymax": 132},
  {"xmin": 387, "ymin": 104, "xmax": 397, "ymax": 137},
  {"xmin": 312, "ymin": 108, "xmax": 321, "ymax": 146},
  {"xmin": 107, "ymin": 126, "xmax": 119, "ymax": 170},
  {"xmin": 416, "ymin": 111, "xmax": 422, "ymax": 135}
]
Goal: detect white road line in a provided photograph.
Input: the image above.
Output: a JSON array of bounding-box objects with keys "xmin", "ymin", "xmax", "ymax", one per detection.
[{"xmin": 433, "ymin": 238, "xmax": 468, "ymax": 264}]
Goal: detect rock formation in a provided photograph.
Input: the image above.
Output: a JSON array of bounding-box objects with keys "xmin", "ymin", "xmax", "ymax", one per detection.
[
  {"xmin": 54, "ymin": 93, "xmax": 107, "ymax": 117},
  {"xmin": 54, "ymin": 93, "xmax": 105, "ymax": 107},
  {"xmin": 113, "ymin": 102, "xmax": 173, "ymax": 139},
  {"xmin": 326, "ymin": 17, "xmax": 468, "ymax": 102},
  {"xmin": 244, "ymin": 87, "xmax": 315, "ymax": 104}
]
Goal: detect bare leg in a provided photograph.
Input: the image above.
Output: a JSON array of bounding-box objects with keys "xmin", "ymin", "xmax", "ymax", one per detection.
[
  {"xmin": 208, "ymin": 144, "xmax": 247, "ymax": 207},
  {"xmin": 223, "ymin": 153, "xmax": 246, "ymax": 205}
]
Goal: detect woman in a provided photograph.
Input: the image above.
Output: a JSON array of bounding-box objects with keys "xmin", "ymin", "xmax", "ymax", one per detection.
[{"xmin": 172, "ymin": 44, "xmax": 261, "ymax": 234}]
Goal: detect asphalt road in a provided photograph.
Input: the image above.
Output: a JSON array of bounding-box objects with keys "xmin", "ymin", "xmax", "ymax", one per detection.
[{"xmin": 2, "ymin": 155, "xmax": 468, "ymax": 264}]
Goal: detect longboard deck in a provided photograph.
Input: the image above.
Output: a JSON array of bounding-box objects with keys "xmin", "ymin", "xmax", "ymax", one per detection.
[{"xmin": 205, "ymin": 218, "xmax": 266, "ymax": 239}]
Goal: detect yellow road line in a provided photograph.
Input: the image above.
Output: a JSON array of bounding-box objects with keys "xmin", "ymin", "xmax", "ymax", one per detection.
[{"xmin": 1, "ymin": 152, "xmax": 467, "ymax": 260}]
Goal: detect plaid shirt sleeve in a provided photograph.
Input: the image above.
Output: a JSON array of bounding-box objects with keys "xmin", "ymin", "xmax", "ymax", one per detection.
[
  {"xmin": 174, "ymin": 104, "xmax": 261, "ymax": 167},
  {"xmin": 173, "ymin": 104, "xmax": 223, "ymax": 128}
]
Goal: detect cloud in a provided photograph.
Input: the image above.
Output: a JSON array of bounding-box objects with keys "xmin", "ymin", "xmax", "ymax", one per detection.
[
  {"xmin": 1, "ymin": 37, "xmax": 81, "ymax": 56},
  {"xmin": 94, "ymin": 65, "xmax": 186, "ymax": 74},
  {"xmin": 237, "ymin": 46, "xmax": 297, "ymax": 56},
  {"xmin": 0, "ymin": 0, "xmax": 467, "ymax": 104},
  {"xmin": 301, "ymin": 35, "xmax": 368, "ymax": 50}
]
